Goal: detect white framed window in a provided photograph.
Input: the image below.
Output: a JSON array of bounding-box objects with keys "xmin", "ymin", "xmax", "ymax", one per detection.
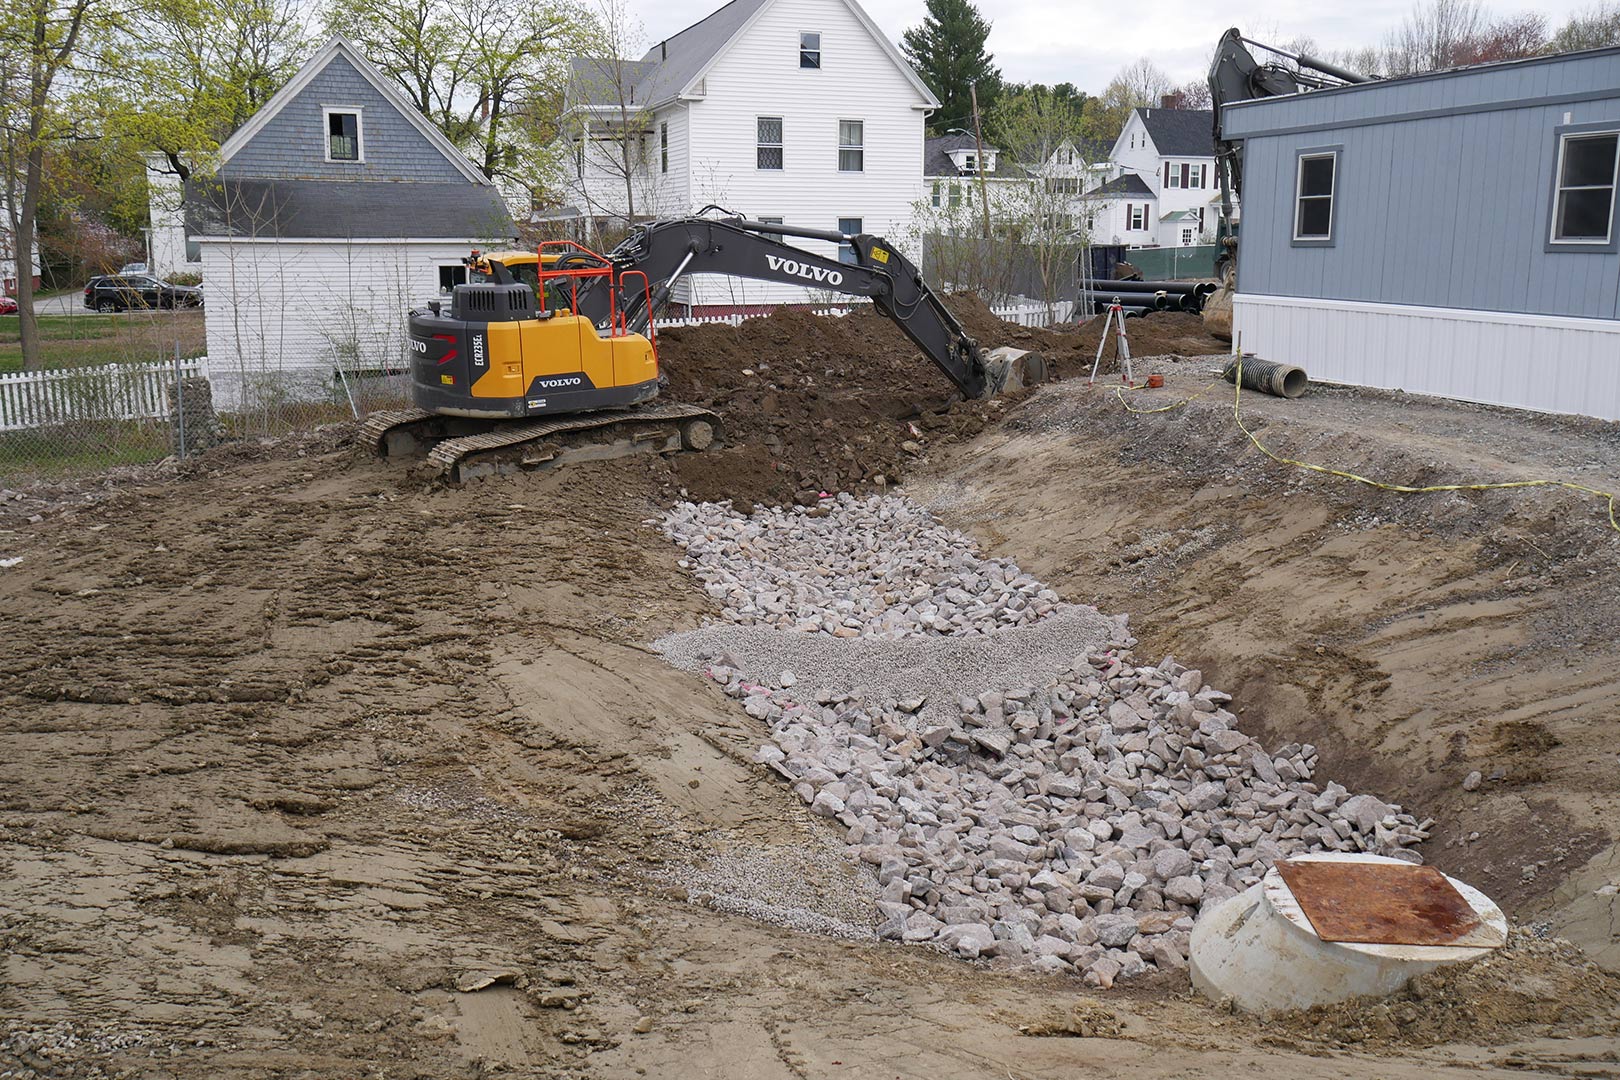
[
  {"xmin": 1167, "ymin": 163, "xmax": 1181, "ymax": 189},
  {"xmin": 838, "ymin": 120, "xmax": 863, "ymax": 172},
  {"xmin": 1550, "ymin": 129, "xmax": 1618, "ymax": 245},
  {"xmin": 800, "ymin": 31, "xmax": 821, "ymax": 68},
  {"xmin": 930, "ymin": 181, "xmax": 941, "ymax": 208},
  {"xmin": 1293, "ymin": 150, "xmax": 1337, "ymax": 243},
  {"xmin": 838, "ymin": 217, "xmax": 861, "ymax": 263},
  {"xmin": 947, "ymin": 182, "xmax": 961, "ymax": 208},
  {"xmin": 758, "ymin": 215, "xmax": 784, "ymax": 225},
  {"xmin": 1181, "ymin": 227, "xmax": 1194, "ymax": 245},
  {"xmin": 323, "ymin": 107, "xmax": 363, "ymax": 163},
  {"xmin": 757, "ymin": 116, "xmax": 783, "ymax": 170},
  {"xmin": 1129, "ymin": 204, "xmax": 1145, "ymax": 230}
]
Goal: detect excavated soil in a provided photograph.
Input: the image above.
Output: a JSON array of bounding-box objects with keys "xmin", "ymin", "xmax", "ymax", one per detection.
[
  {"xmin": 3, "ymin": 322, "xmax": 1619, "ymax": 1078},
  {"xmin": 658, "ymin": 298, "xmax": 1222, "ymax": 507}
]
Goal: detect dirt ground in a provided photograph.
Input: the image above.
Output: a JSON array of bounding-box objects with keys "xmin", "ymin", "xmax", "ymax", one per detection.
[{"xmin": 3, "ymin": 328, "xmax": 1620, "ymax": 1077}]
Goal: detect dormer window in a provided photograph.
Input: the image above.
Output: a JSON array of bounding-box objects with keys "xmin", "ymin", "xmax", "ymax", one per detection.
[
  {"xmin": 800, "ymin": 32, "xmax": 820, "ymax": 68},
  {"xmin": 325, "ymin": 107, "xmax": 362, "ymax": 162}
]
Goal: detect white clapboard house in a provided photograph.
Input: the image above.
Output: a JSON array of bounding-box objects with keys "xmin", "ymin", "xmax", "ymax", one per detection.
[
  {"xmin": 185, "ymin": 37, "xmax": 515, "ymax": 403},
  {"xmin": 562, "ymin": 0, "xmax": 939, "ymax": 313}
]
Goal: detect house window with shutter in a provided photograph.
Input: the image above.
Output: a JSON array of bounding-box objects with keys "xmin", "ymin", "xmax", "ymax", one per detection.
[
  {"xmin": 1166, "ymin": 163, "xmax": 1180, "ymax": 189},
  {"xmin": 324, "ymin": 107, "xmax": 362, "ymax": 162},
  {"xmin": 1293, "ymin": 149, "xmax": 1338, "ymax": 244},
  {"xmin": 757, "ymin": 117, "xmax": 783, "ymax": 170},
  {"xmin": 838, "ymin": 120, "xmax": 864, "ymax": 172},
  {"xmin": 1549, "ymin": 127, "xmax": 1618, "ymax": 247},
  {"xmin": 800, "ymin": 31, "xmax": 821, "ymax": 68}
]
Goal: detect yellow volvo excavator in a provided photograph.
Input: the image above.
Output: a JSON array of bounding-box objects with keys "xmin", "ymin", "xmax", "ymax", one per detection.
[{"xmin": 365, "ymin": 211, "xmax": 1043, "ymax": 481}]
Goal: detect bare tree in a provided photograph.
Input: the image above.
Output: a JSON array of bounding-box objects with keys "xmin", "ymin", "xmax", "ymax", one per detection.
[
  {"xmin": 1084, "ymin": 58, "xmax": 1173, "ymax": 141},
  {"xmin": 1383, "ymin": 0, "xmax": 1490, "ymax": 74},
  {"xmin": 1552, "ymin": 1, "xmax": 1620, "ymax": 49},
  {"xmin": 563, "ymin": 0, "xmax": 660, "ymax": 243}
]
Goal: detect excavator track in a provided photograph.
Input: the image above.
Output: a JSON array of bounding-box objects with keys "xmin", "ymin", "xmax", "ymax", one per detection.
[{"xmin": 363, "ymin": 403, "xmax": 722, "ymax": 483}]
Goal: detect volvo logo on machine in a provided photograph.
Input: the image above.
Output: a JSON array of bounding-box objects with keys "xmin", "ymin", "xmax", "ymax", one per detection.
[{"xmin": 765, "ymin": 254, "xmax": 843, "ymax": 285}]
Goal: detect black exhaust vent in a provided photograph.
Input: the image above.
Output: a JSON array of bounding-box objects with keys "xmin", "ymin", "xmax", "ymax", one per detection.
[{"xmin": 452, "ymin": 282, "xmax": 535, "ymax": 323}]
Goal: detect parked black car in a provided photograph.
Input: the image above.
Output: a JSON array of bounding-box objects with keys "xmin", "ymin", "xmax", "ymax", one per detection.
[{"xmin": 83, "ymin": 274, "xmax": 203, "ymax": 312}]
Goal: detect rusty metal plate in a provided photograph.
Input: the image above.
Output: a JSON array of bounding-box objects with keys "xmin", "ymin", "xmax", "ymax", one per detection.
[{"xmin": 1276, "ymin": 859, "xmax": 1501, "ymax": 947}]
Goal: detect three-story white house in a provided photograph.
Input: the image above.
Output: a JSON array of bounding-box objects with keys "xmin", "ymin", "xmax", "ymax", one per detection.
[{"xmin": 561, "ymin": 0, "xmax": 939, "ymax": 313}]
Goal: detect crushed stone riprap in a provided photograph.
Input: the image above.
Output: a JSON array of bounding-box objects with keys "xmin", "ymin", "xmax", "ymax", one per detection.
[
  {"xmin": 655, "ymin": 495, "xmax": 1431, "ymax": 987},
  {"xmin": 659, "ymin": 495, "xmax": 1065, "ymax": 637}
]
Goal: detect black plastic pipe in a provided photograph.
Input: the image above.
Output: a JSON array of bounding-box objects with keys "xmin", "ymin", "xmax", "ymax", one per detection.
[{"xmin": 1222, "ymin": 355, "xmax": 1309, "ymax": 398}]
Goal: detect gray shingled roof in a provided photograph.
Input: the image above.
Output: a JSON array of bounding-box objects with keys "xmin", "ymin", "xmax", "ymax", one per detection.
[
  {"xmin": 186, "ymin": 177, "xmax": 515, "ymax": 239},
  {"xmin": 569, "ymin": 0, "xmax": 771, "ymax": 110},
  {"xmin": 1136, "ymin": 108, "xmax": 1216, "ymax": 157},
  {"xmin": 1089, "ymin": 173, "xmax": 1154, "ymax": 199},
  {"xmin": 923, "ymin": 134, "xmax": 1021, "ymax": 177}
]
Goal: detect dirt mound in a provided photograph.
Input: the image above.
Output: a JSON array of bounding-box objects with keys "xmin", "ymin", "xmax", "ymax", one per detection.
[
  {"xmin": 656, "ymin": 298, "xmax": 1225, "ymax": 507},
  {"xmin": 1263, "ymin": 930, "xmax": 1620, "ymax": 1049}
]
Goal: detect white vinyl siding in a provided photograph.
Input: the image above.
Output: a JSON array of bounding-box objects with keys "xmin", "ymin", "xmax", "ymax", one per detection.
[{"xmin": 197, "ymin": 238, "xmax": 488, "ymax": 404}]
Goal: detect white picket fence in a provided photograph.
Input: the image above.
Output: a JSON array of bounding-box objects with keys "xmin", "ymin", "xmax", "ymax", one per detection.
[
  {"xmin": 659, "ymin": 300, "xmax": 1074, "ymax": 331},
  {"xmin": 0, "ymin": 358, "xmax": 207, "ymax": 433}
]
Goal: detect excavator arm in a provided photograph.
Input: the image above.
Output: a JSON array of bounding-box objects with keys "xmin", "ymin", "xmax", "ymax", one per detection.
[{"xmin": 561, "ymin": 213, "xmax": 1039, "ymax": 401}]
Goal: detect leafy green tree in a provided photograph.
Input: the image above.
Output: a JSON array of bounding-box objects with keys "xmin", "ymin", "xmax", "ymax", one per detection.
[
  {"xmin": 1550, "ymin": 1, "xmax": 1620, "ymax": 50},
  {"xmin": 2, "ymin": 0, "xmax": 115, "ymax": 369},
  {"xmin": 901, "ymin": 0, "xmax": 1001, "ymax": 135},
  {"xmin": 323, "ymin": 0, "xmax": 581, "ymax": 184}
]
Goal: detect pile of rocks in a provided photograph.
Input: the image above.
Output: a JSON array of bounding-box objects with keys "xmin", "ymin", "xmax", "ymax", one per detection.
[
  {"xmin": 661, "ymin": 497, "xmax": 1062, "ymax": 638},
  {"xmin": 659, "ymin": 495, "xmax": 1431, "ymax": 986}
]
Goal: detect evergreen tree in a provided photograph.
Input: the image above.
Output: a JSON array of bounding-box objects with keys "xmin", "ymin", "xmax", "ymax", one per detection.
[{"xmin": 901, "ymin": 0, "xmax": 1001, "ymax": 136}]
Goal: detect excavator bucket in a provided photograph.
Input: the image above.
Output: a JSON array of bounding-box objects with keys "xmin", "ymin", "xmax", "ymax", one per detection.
[
  {"xmin": 983, "ymin": 346, "xmax": 1048, "ymax": 395},
  {"xmin": 1202, "ymin": 285, "xmax": 1234, "ymax": 341}
]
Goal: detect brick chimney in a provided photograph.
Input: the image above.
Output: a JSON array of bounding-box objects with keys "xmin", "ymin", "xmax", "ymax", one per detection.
[{"xmin": 1161, "ymin": 94, "xmax": 1177, "ymax": 109}]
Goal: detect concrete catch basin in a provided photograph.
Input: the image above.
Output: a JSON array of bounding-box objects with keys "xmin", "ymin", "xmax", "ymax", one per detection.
[{"xmin": 1189, "ymin": 852, "xmax": 1508, "ymax": 1014}]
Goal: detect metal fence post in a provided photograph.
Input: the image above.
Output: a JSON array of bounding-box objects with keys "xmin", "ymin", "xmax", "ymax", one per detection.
[{"xmin": 174, "ymin": 341, "xmax": 187, "ymax": 460}]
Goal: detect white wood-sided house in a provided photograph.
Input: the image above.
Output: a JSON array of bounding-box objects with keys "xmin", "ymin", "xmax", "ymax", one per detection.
[
  {"xmin": 1088, "ymin": 107, "xmax": 1234, "ymax": 248},
  {"xmin": 184, "ymin": 37, "xmax": 514, "ymax": 402},
  {"xmin": 562, "ymin": 0, "xmax": 939, "ymax": 312}
]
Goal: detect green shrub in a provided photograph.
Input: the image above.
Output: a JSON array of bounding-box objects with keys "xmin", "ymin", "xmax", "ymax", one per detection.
[{"xmin": 168, "ymin": 271, "xmax": 203, "ymax": 286}]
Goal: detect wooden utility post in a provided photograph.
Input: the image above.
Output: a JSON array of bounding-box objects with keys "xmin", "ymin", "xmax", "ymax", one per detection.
[{"xmin": 970, "ymin": 82, "xmax": 992, "ymax": 242}]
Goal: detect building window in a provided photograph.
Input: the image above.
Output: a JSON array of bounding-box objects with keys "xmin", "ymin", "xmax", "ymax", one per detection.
[
  {"xmin": 660, "ymin": 122, "xmax": 669, "ymax": 173},
  {"xmin": 1550, "ymin": 130, "xmax": 1618, "ymax": 245},
  {"xmin": 837, "ymin": 217, "xmax": 861, "ymax": 263},
  {"xmin": 838, "ymin": 120, "xmax": 863, "ymax": 172},
  {"xmin": 1129, "ymin": 204, "xmax": 1145, "ymax": 230},
  {"xmin": 757, "ymin": 116, "xmax": 783, "ymax": 170},
  {"xmin": 1194, "ymin": 163, "xmax": 1206, "ymax": 188},
  {"xmin": 1181, "ymin": 227, "xmax": 1194, "ymax": 245},
  {"xmin": 758, "ymin": 215, "xmax": 784, "ymax": 225},
  {"xmin": 1166, "ymin": 162, "xmax": 1180, "ymax": 189},
  {"xmin": 930, "ymin": 181, "xmax": 941, "ymax": 208},
  {"xmin": 948, "ymin": 182, "xmax": 961, "ymax": 208},
  {"xmin": 1293, "ymin": 150, "xmax": 1337, "ymax": 242},
  {"xmin": 800, "ymin": 31, "xmax": 821, "ymax": 68},
  {"xmin": 324, "ymin": 108, "xmax": 362, "ymax": 162},
  {"xmin": 438, "ymin": 264, "xmax": 467, "ymax": 292}
]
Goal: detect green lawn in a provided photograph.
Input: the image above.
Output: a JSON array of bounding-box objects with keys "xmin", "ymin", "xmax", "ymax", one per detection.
[{"xmin": 0, "ymin": 310, "xmax": 206, "ymax": 373}]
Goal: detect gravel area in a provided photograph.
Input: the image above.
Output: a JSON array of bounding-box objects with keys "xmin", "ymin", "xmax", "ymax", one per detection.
[{"xmin": 655, "ymin": 494, "xmax": 1431, "ymax": 987}]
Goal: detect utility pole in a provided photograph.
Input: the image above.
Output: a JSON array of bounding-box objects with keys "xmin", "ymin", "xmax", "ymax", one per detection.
[{"xmin": 970, "ymin": 82, "xmax": 992, "ymax": 243}]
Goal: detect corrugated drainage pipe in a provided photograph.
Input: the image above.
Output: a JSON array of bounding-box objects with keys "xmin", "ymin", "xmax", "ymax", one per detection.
[{"xmin": 1223, "ymin": 354, "xmax": 1308, "ymax": 398}]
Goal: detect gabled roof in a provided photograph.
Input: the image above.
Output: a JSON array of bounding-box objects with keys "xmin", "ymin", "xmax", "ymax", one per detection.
[
  {"xmin": 187, "ymin": 177, "xmax": 515, "ymax": 240},
  {"xmin": 568, "ymin": 0, "xmax": 939, "ymax": 113},
  {"xmin": 1089, "ymin": 173, "xmax": 1154, "ymax": 199},
  {"xmin": 923, "ymin": 134, "xmax": 1021, "ymax": 178},
  {"xmin": 216, "ymin": 37, "xmax": 492, "ymax": 187},
  {"xmin": 1134, "ymin": 108, "xmax": 1217, "ymax": 158}
]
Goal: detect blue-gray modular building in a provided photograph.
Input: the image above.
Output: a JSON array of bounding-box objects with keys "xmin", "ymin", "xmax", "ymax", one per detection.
[{"xmin": 1223, "ymin": 46, "xmax": 1620, "ymax": 419}]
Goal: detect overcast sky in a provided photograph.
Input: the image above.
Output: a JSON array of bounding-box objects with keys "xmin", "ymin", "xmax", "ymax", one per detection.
[{"xmin": 637, "ymin": 0, "xmax": 1598, "ymax": 89}]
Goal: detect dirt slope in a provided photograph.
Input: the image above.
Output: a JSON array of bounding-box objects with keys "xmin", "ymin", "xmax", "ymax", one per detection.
[{"xmin": 2, "ymin": 337, "xmax": 1618, "ymax": 1076}]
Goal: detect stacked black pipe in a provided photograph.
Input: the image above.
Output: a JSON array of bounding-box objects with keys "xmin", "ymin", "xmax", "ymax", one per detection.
[{"xmin": 1078, "ymin": 279, "xmax": 1217, "ymax": 317}]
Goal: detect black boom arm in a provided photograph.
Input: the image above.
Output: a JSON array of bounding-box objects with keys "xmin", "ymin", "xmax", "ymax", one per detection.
[{"xmin": 572, "ymin": 216, "xmax": 992, "ymax": 399}]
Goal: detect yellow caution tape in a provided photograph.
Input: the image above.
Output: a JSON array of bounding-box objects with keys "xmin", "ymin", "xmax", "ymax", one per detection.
[
  {"xmin": 1112, "ymin": 379, "xmax": 1223, "ymax": 415},
  {"xmin": 1111, "ymin": 358, "xmax": 1620, "ymax": 536}
]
